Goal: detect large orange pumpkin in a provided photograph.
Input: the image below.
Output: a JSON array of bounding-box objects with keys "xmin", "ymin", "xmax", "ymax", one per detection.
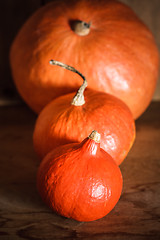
[
  {"xmin": 10, "ymin": 0, "xmax": 159, "ymax": 118},
  {"xmin": 33, "ymin": 60, "xmax": 135, "ymax": 165},
  {"xmin": 37, "ymin": 130, "xmax": 123, "ymax": 222}
]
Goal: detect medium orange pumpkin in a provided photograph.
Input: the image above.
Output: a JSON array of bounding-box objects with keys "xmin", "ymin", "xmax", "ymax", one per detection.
[
  {"xmin": 10, "ymin": 0, "xmax": 159, "ymax": 118},
  {"xmin": 33, "ymin": 60, "xmax": 135, "ymax": 165},
  {"xmin": 37, "ymin": 130, "xmax": 123, "ymax": 222}
]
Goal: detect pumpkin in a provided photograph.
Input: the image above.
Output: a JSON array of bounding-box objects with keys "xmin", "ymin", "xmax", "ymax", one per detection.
[
  {"xmin": 10, "ymin": 0, "xmax": 159, "ymax": 118},
  {"xmin": 37, "ymin": 130, "xmax": 123, "ymax": 222},
  {"xmin": 33, "ymin": 60, "xmax": 135, "ymax": 165}
]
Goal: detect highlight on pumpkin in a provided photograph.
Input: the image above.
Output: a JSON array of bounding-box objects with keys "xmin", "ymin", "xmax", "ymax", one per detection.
[{"xmin": 50, "ymin": 59, "xmax": 87, "ymax": 106}]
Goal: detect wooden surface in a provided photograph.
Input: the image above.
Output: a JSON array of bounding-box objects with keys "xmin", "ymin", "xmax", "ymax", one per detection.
[
  {"xmin": 0, "ymin": 102, "xmax": 160, "ymax": 240},
  {"xmin": 0, "ymin": 0, "xmax": 160, "ymax": 104}
]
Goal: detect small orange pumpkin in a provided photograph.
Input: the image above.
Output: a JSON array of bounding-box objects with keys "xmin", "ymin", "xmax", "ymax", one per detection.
[
  {"xmin": 37, "ymin": 130, "xmax": 123, "ymax": 222},
  {"xmin": 10, "ymin": 0, "xmax": 159, "ymax": 118},
  {"xmin": 33, "ymin": 60, "xmax": 135, "ymax": 165}
]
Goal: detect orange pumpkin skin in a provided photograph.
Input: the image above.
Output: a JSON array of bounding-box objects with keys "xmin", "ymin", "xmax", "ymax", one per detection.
[
  {"xmin": 33, "ymin": 88, "xmax": 135, "ymax": 165},
  {"xmin": 37, "ymin": 132, "xmax": 123, "ymax": 222},
  {"xmin": 10, "ymin": 0, "xmax": 159, "ymax": 118}
]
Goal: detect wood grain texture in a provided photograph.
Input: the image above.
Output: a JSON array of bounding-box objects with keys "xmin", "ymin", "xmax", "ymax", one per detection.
[{"xmin": 0, "ymin": 102, "xmax": 160, "ymax": 239}]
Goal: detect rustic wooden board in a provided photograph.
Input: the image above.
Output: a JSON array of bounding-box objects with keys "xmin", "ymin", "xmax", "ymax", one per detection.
[{"xmin": 0, "ymin": 102, "xmax": 160, "ymax": 239}]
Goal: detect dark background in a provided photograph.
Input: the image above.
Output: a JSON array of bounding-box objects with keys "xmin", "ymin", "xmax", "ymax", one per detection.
[{"xmin": 0, "ymin": 0, "xmax": 160, "ymax": 105}]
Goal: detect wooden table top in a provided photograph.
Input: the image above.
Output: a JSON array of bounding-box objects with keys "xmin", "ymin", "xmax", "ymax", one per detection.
[{"xmin": 0, "ymin": 102, "xmax": 160, "ymax": 240}]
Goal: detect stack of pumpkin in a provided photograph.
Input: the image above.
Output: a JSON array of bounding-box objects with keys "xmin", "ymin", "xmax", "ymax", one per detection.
[{"xmin": 10, "ymin": 0, "xmax": 159, "ymax": 222}]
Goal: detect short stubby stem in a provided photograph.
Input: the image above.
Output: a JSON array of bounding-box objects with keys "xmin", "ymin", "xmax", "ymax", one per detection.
[
  {"xmin": 81, "ymin": 131, "xmax": 101, "ymax": 156},
  {"xmin": 71, "ymin": 20, "xmax": 91, "ymax": 36},
  {"xmin": 88, "ymin": 130, "xmax": 101, "ymax": 143}
]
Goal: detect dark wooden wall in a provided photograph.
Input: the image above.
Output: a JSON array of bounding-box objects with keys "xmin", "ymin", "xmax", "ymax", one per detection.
[{"xmin": 0, "ymin": 0, "xmax": 159, "ymax": 105}]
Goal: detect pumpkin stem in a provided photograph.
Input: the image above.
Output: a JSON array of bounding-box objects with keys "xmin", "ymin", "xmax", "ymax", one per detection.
[
  {"xmin": 71, "ymin": 20, "xmax": 91, "ymax": 36},
  {"xmin": 88, "ymin": 130, "xmax": 101, "ymax": 143},
  {"xmin": 49, "ymin": 60, "xmax": 87, "ymax": 106}
]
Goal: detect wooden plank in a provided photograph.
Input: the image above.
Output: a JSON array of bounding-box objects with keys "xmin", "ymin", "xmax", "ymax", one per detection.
[{"xmin": 0, "ymin": 102, "xmax": 160, "ymax": 239}]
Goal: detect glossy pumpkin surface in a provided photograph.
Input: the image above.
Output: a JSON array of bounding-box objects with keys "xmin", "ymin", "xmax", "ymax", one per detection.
[
  {"xmin": 33, "ymin": 88, "xmax": 135, "ymax": 165},
  {"xmin": 10, "ymin": 0, "xmax": 159, "ymax": 118},
  {"xmin": 37, "ymin": 131, "xmax": 123, "ymax": 222}
]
